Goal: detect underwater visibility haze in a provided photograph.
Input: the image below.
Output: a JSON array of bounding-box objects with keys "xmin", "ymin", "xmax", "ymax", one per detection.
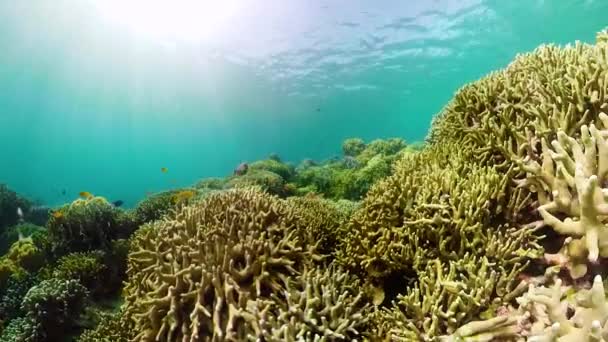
[
  {"xmin": 1, "ymin": 0, "xmax": 607, "ymax": 207},
  {"xmin": 2, "ymin": 0, "xmax": 608, "ymax": 341}
]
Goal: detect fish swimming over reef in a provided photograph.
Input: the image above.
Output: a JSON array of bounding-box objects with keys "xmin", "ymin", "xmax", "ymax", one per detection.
[
  {"xmin": 79, "ymin": 191, "xmax": 94, "ymax": 199},
  {"xmin": 234, "ymin": 162, "xmax": 248, "ymax": 176},
  {"xmin": 112, "ymin": 200, "xmax": 124, "ymax": 207}
]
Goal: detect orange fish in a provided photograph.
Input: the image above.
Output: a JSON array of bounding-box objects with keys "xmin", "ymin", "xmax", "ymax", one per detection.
[
  {"xmin": 52, "ymin": 211, "xmax": 64, "ymax": 219},
  {"xmin": 79, "ymin": 191, "xmax": 94, "ymax": 199},
  {"xmin": 161, "ymin": 167, "xmax": 168, "ymax": 173}
]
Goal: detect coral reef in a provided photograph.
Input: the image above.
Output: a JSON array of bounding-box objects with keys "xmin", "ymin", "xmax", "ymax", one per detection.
[{"xmin": 2, "ymin": 26, "xmax": 608, "ymax": 342}]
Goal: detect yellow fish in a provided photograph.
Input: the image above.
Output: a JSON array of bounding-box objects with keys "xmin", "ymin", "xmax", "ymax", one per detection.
[
  {"xmin": 172, "ymin": 190, "xmax": 195, "ymax": 204},
  {"xmin": 161, "ymin": 167, "xmax": 168, "ymax": 173},
  {"xmin": 79, "ymin": 191, "xmax": 94, "ymax": 199},
  {"xmin": 52, "ymin": 210, "xmax": 64, "ymax": 219}
]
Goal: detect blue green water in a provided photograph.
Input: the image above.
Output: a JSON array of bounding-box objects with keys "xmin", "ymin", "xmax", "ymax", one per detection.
[{"xmin": 1, "ymin": 0, "xmax": 607, "ymax": 207}]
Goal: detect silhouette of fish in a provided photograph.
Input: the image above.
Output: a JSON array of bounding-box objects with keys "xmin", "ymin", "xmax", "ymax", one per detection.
[{"xmin": 112, "ymin": 200, "xmax": 124, "ymax": 207}]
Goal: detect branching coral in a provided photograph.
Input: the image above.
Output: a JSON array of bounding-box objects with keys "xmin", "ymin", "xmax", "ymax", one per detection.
[
  {"xmin": 338, "ymin": 143, "xmax": 540, "ymax": 285},
  {"xmin": 518, "ymin": 116, "xmax": 608, "ymax": 278},
  {"xmin": 253, "ymin": 265, "xmax": 371, "ymax": 341},
  {"xmin": 429, "ymin": 39, "xmax": 608, "ymax": 173},
  {"xmin": 287, "ymin": 196, "xmax": 352, "ymax": 260},
  {"xmin": 77, "ymin": 309, "xmax": 135, "ymax": 342},
  {"xmin": 380, "ymin": 255, "xmax": 527, "ymax": 341},
  {"xmin": 123, "ymin": 188, "xmax": 317, "ymax": 341}
]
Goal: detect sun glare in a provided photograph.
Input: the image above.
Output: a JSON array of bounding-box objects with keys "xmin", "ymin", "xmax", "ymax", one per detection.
[{"xmin": 93, "ymin": 0, "xmax": 242, "ymax": 44}]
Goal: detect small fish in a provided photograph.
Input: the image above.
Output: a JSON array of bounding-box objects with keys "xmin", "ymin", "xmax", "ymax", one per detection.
[
  {"xmin": 79, "ymin": 191, "xmax": 94, "ymax": 199},
  {"xmin": 234, "ymin": 162, "xmax": 248, "ymax": 176},
  {"xmin": 52, "ymin": 210, "xmax": 64, "ymax": 219},
  {"xmin": 112, "ymin": 200, "xmax": 124, "ymax": 207},
  {"xmin": 161, "ymin": 167, "xmax": 169, "ymax": 173},
  {"xmin": 16, "ymin": 207, "xmax": 24, "ymax": 222},
  {"xmin": 61, "ymin": 189, "xmax": 66, "ymax": 196},
  {"xmin": 172, "ymin": 190, "xmax": 196, "ymax": 204}
]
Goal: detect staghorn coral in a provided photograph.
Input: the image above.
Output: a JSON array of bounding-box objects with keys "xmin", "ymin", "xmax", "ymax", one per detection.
[
  {"xmin": 338, "ymin": 143, "xmax": 539, "ymax": 286},
  {"xmin": 123, "ymin": 188, "xmax": 316, "ymax": 341},
  {"xmin": 518, "ymin": 116, "xmax": 608, "ymax": 278},
  {"xmin": 335, "ymin": 142, "xmax": 541, "ymax": 339},
  {"xmin": 443, "ymin": 273, "xmax": 608, "ymax": 342},
  {"xmin": 429, "ymin": 38, "xmax": 608, "ymax": 174},
  {"xmin": 253, "ymin": 265, "xmax": 371, "ymax": 341},
  {"xmin": 47, "ymin": 197, "xmax": 123, "ymax": 256},
  {"xmin": 379, "ymin": 255, "xmax": 528, "ymax": 341}
]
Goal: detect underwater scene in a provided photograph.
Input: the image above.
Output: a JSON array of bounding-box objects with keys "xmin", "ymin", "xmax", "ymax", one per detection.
[{"xmin": 3, "ymin": 0, "xmax": 608, "ymax": 341}]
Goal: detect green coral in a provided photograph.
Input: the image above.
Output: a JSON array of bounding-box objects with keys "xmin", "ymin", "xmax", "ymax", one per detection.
[
  {"xmin": 21, "ymin": 279, "xmax": 88, "ymax": 341},
  {"xmin": 47, "ymin": 197, "xmax": 123, "ymax": 256},
  {"xmin": 0, "ymin": 259, "xmax": 25, "ymax": 292},
  {"xmin": 342, "ymin": 138, "xmax": 366, "ymax": 157},
  {"xmin": 76, "ymin": 309, "xmax": 134, "ymax": 342},
  {"xmin": 123, "ymin": 188, "xmax": 316, "ymax": 341},
  {"xmin": 50, "ymin": 251, "xmax": 107, "ymax": 297},
  {"xmin": 0, "ymin": 273, "xmax": 37, "ymax": 323},
  {"xmin": 249, "ymin": 158, "xmax": 295, "ymax": 180},
  {"xmin": 0, "ymin": 224, "xmax": 45, "ymax": 256},
  {"xmin": 5, "ymin": 240, "xmax": 44, "ymax": 273},
  {"xmin": 132, "ymin": 190, "xmax": 181, "ymax": 224},
  {"xmin": 0, "ymin": 317, "xmax": 41, "ymax": 342},
  {"xmin": 227, "ymin": 169, "xmax": 289, "ymax": 197},
  {"xmin": 356, "ymin": 138, "xmax": 406, "ymax": 165}
]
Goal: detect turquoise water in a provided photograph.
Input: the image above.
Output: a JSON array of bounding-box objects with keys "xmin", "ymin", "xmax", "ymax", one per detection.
[{"xmin": 1, "ymin": 0, "xmax": 607, "ymax": 208}]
